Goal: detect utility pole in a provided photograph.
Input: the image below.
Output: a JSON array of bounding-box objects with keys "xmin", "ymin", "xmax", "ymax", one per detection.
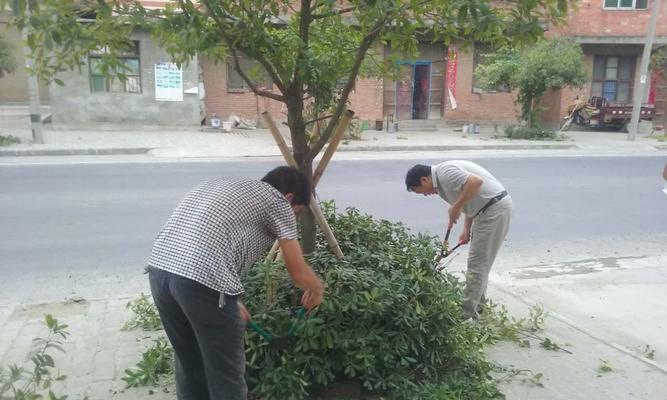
[
  {"xmin": 21, "ymin": 17, "xmax": 44, "ymax": 144},
  {"xmin": 628, "ymin": 0, "xmax": 661, "ymax": 141}
]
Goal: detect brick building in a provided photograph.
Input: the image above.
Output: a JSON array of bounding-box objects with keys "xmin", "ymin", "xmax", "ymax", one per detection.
[
  {"xmin": 535, "ymin": 0, "xmax": 667, "ymax": 129},
  {"xmin": 0, "ymin": 2, "xmax": 202, "ymax": 127},
  {"xmin": 2, "ymin": 1, "xmax": 665, "ymax": 129},
  {"xmin": 203, "ymin": 0, "xmax": 667, "ymax": 130}
]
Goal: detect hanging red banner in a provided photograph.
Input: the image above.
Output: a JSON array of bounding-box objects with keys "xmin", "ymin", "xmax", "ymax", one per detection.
[
  {"xmin": 446, "ymin": 47, "xmax": 458, "ymax": 97},
  {"xmin": 648, "ymin": 70, "xmax": 660, "ymax": 105}
]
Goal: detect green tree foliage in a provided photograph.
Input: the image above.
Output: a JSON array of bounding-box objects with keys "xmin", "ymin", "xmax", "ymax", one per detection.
[
  {"xmin": 2, "ymin": 0, "xmax": 573, "ymax": 249},
  {"xmin": 475, "ymin": 37, "xmax": 587, "ymax": 128},
  {"xmin": 0, "ymin": 32, "xmax": 16, "ymax": 78}
]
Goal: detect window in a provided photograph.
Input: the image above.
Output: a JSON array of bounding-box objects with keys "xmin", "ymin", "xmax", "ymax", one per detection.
[
  {"xmin": 603, "ymin": 0, "xmax": 648, "ymax": 9},
  {"xmin": 472, "ymin": 43, "xmax": 510, "ymax": 93},
  {"xmin": 591, "ymin": 55, "xmax": 635, "ymax": 103},
  {"xmin": 227, "ymin": 56, "xmax": 272, "ymax": 92},
  {"xmin": 89, "ymin": 41, "xmax": 141, "ymax": 93}
]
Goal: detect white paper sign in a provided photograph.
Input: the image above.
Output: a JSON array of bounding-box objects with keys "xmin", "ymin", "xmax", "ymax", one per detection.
[{"xmin": 155, "ymin": 63, "xmax": 183, "ymax": 102}]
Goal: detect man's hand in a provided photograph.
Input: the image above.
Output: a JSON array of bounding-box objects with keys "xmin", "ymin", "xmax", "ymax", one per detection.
[
  {"xmin": 458, "ymin": 229, "xmax": 471, "ymax": 244},
  {"xmin": 238, "ymin": 302, "xmax": 251, "ymax": 323},
  {"xmin": 280, "ymin": 238, "xmax": 326, "ymax": 310},
  {"xmin": 301, "ymin": 288, "xmax": 324, "ymax": 311},
  {"xmin": 448, "ymin": 205, "xmax": 462, "ymax": 229}
]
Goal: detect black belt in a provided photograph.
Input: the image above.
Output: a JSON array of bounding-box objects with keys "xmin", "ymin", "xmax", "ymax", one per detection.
[{"xmin": 473, "ymin": 191, "xmax": 508, "ymax": 218}]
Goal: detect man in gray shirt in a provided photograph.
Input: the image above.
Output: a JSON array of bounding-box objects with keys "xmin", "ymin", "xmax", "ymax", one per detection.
[
  {"xmin": 148, "ymin": 166, "xmax": 324, "ymax": 399},
  {"xmin": 405, "ymin": 161, "xmax": 513, "ymax": 320}
]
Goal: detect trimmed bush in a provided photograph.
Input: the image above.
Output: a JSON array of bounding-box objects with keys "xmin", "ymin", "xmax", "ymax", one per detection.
[{"xmin": 242, "ymin": 203, "xmax": 503, "ymax": 400}]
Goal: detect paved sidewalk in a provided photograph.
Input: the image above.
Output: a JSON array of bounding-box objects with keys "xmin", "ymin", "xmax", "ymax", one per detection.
[
  {"xmin": 1, "ymin": 117, "xmax": 664, "ymax": 159},
  {"xmin": 0, "ymin": 294, "xmax": 171, "ymax": 400},
  {"xmin": 487, "ymin": 284, "xmax": 667, "ymax": 400},
  {"xmin": 1, "ymin": 272, "xmax": 666, "ymax": 400}
]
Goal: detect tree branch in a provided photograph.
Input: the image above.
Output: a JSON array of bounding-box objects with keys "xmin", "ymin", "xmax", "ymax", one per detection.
[
  {"xmin": 307, "ymin": 19, "xmax": 386, "ymax": 159},
  {"xmin": 198, "ymin": 0, "xmax": 288, "ymax": 94},
  {"xmin": 304, "ymin": 114, "xmax": 333, "ymax": 126},
  {"xmin": 228, "ymin": 47, "xmax": 286, "ymax": 102},
  {"xmin": 311, "ymin": 6, "xmax": 357, "ymax": 20}
]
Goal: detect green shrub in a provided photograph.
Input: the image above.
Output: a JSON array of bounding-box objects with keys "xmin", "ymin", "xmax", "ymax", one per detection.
[
  {"xmin": 346, "ymin": 119, "xmax": 363, "ymax": 140},
  {"xmin": 0, "ymin": 135, "xmax": 21, "ymax": 146},
  {"xmin": 504, "ymin": 125, "xmax": 557, "ymax": 141},
  {"xmin": 242, "ymin": 203, "xmax": 503, "ymax": 400},
  {"xmin": 122, "ymin": 203, "xmax": 555, "ymax": 398}
]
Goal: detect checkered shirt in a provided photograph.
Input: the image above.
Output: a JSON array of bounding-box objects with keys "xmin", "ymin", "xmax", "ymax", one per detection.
[{"xmin": 148, "ymin": 178, "xmax": 298, "ymax": 295}]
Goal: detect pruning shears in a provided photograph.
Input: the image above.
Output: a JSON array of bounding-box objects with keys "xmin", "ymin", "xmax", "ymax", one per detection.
[
  {"xmin": 433, "ymin": 227, "xmax": 466, "ymax": 265},
  {"xmin": 247, "ymin": 307, "xmax": 307, "ymax": 350}
]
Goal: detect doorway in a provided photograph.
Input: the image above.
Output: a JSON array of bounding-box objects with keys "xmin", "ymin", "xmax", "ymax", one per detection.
[{"xmin": 395, "ymin": 62, "xmax": 431, "ymax": 120}]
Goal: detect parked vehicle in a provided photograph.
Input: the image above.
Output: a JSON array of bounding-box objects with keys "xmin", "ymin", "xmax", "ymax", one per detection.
[{"xmin": 561, "ymin": 96, "xmax": 654, "ymax": 131}]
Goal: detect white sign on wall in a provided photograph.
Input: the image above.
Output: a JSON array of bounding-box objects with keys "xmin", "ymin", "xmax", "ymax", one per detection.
[{"xmin": 155, "ymin": 62, "xmax": 183, "ymax": 102}]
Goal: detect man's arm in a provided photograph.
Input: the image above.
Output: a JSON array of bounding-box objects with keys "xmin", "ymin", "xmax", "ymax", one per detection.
[
  {"xmin": 279, "ymin": 239, "xmax": 324, "ymax": 310},
  {"xmin": 458, "ymin": 215, "xmax": 473, "ymax": 244},
  {"xmin": 448, "ymin": 175, "xmax": 484, "ymax": 228}
]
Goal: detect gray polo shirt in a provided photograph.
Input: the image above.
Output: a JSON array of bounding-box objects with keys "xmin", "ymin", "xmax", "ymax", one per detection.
[{"xmin": 431, "ymin": 161, "xmax": 506, "ymax": 217}]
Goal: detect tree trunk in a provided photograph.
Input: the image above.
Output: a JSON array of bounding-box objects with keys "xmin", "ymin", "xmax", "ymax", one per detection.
[
  {"xmin": 524, "ymin": 94, "xmax": 534, "ymax": 129},
  {"xmin": 286, "ymin": 100, "xmax": 318, "ymax": 254},
  {"xmin": 296, "ymin": 158, "xmax": 317, "ymax": 254}
]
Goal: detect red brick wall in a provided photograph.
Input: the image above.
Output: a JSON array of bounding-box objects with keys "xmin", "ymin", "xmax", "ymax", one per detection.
[
  {"xmin": 348, "ymin": 78, "xmax": 384, "ymax": 122},
  {"xmin": 540, "ymin": 89, "xmax": 563, "ymax": 128},
  {"xmin": 201, "ymin": 56, "xmax": 285, "ymax": 125},
  {"xmin": 202, "ymin": 55, "xmax": 383, "ymax": 125},
  {"xmin": 444, "ymin": 46, "xmax": 518, "ymax": 124},
  {"xmin": 553, "ymin": 0, "xmax": 667, "ymax": 37}
]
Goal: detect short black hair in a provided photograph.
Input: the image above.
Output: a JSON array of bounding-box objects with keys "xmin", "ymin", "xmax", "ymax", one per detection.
[
  {"xmin": 262, "ymin": 166, "xmax": 310, "ymax": 206},
  {"xmin": 405, "ymin": 164, "xmax": 431, "ymax": 191}
]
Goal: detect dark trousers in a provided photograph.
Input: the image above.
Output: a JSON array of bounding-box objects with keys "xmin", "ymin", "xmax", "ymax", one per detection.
[{"xmin": 148, "ymin": 267, "xmax": 247, "ymax": 400}]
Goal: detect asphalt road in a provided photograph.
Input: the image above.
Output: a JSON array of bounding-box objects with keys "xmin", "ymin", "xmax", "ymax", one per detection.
[{"xmin": 1, "ymin": 156, "xmax": 665, "ymax": 278}]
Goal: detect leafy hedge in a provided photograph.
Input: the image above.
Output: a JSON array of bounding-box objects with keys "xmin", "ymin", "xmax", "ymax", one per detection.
[
  {"xmin": 242, "ymin": 203, "xmax": 503, "ymax": 400},
  {"xmin": 504, "ymin": 125, "xmax": 558, "ymax": 141}
]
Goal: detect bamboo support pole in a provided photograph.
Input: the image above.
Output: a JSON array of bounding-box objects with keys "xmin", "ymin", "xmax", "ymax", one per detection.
[
  {"xmin": 262, "ymin": 111, "xmax": 344, "ymax": 259},
  {"xmin": 312, "ymin": 109, "xmax": 355, "ymax": 187},
  {"xmin": 265, "ymin": 240, "xmax": 280, "ymax": 262}
]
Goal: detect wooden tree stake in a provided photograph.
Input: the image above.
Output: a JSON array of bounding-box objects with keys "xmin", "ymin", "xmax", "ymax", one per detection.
[{"xmin": 262, "ymin": 112, "xmax": 345, "ymax": 259}]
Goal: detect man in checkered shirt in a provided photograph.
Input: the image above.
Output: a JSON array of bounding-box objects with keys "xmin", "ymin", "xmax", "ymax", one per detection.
[{"xmin": 147, "ymin": 166, "xmax": 324, "ymax": 400}]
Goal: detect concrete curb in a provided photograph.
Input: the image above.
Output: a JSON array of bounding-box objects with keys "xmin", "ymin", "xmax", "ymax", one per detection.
[
  {"xmin": 335, "ymin": 144, "xmax": 578, "ymax": 152},
  {"xmin": 0, "ymin": 144, "xmax": 578, "ymax": 157},
  {"xmin": 0, "ymin": 148, "xmax": 151, "ymax": 157},
  {"xmin": 654, "ymin": 144, "xmax": 667, "ymax": 150},
  {"xmin": 337, "ymin": 144, "xmax": 579, "ymax": 151}
]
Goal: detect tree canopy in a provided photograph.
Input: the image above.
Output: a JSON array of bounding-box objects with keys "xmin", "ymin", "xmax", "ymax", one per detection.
[
  {"xmin": 475, "ymin": 37, "xmax": 587, "ymax": 128},
  {"xmin": 0, "ymin": 32, "xmax": 16, "ymax": 78}
]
